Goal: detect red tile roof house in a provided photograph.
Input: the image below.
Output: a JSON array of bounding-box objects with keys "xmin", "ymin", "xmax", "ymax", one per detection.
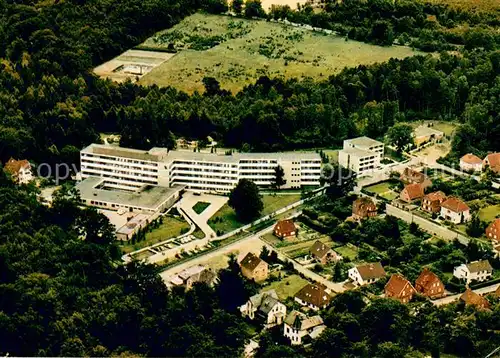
[
  {"xmin": 460, "ymin": 153, "xmax": 483, "ymax": 172},
  {"xmin": 486, "ymin": 218, "xmax": 500, "ymax": 242},
  {"xmin": 240, "ymin": 252, "xmax": 269, "ymax": 282},
  {"xmin": 400, "ymin": 167, "xmax": 432, "ymax": 189},
  {"xmin": 400, "ymin": 183, "xmax": 425, "ymax": 203},
  {"xmin": 385, "ymin": 274, "xmax": 416, "ymax": 304},
  {"xmin": 294, "ymin": 283, "xmax": 332, "ymax": 311},
  {"xmin": 3, "ymin": 158, "xmax": 33, "ymax": 184},
  {"xmin": 421, "ymin": 191, "xmax": 447, "ymax": 214},
  {"xmin": 352, "ymin": 197, "xmax": 377, "ymax": 219},
  {"xmin": 274, "ymin": 219, "xmax": 297, "ymax": 239},
  {"xmin": 483, "ymin": 152, "xmax": 500, "ymax": 174},
  {"xmin": 460, "ymin": 289, "xmax": 491, "ymax": 310},
  {"xmin": 440, "ymin": 197, "xmax": 471, "ymax": 224},
  {"xmin": 414, "ymin": 268, "xmax": 445, "ymax": 299},
  {"xmin": 309, "ymin": 240, "xmax": 341, "ymax": 265}
]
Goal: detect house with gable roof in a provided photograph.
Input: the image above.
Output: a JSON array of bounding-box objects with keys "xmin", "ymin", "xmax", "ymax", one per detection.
[
  {"xmin": 385, "ymin": 274, "xmax": 416, "ymax": 303},
  {"xmin": 415, "ymin": 268, "xmax": 445, "ymax": 299},
  {"xmin": 440, "ymin": 197, "xmax": 471, "ymax": 223},
  {"xmin": 294, "ymin": 283, "xmax": 332, "ymax": 311},
  {"xmin": 309, "ymin": 240, "xmax": 341, "ymax": 264},
  {"xmin": 240, "ymin": 252, "xmax": 269, "ymax": 282},
  {"xmin": 283, "ymin": 310, "xmax": 326, "ymax": 345},
  {"xmin": 453, "ymin": 260, "xmax": 493, "ymax": 284},
  {"xmin": 348, "ymin": 262, "xmax": 386, "ymax": 286},
  {"xmin": 460, "ymin": 289, "xmax": 491, "ymax": 310},
  {"xmin": 240, "ymin": 289, "xmax": 286, "ymax": 327}
]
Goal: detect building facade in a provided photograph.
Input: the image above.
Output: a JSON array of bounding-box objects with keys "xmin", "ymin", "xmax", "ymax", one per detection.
[
  {"xmin": 338, "ymin": 137, "xmax": 384, "ymax": 176},
  {"xmin": 453, "ymin": 260, "xmax": 493, "ymax": 284},
  {"xmin": 283, "ymin": 310, "xmax": 325, "ymax": 345},
  {"xmin": 81, "ymin": 144, "xmax": 321, "ymax": 193},
  {"xmin": 240, "ymin": 290, "xmax": 286, "ymax": 327},
  {"xmin": 440, "ymin": 197, "xmax": 471, "ymax": 224}
]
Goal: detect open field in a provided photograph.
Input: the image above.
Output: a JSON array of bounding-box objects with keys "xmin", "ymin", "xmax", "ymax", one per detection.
[
  {"xmin": 260, "ymin": 274, "xmax": 309, "ymax": 300},
  {"xmin": 121, "ymin": 216, "xmax": 190, "ymax": 253},
  {"xmin": 209, "ymin": 193, "xmax": 301, "ymax": 234},
  {"xmin": 139, "ymin": 13, "xmax": 421, "ymax": 93}
]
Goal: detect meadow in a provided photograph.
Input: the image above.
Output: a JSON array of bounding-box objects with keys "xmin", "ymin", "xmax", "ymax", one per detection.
[{"xmin": 139, "ymin": 13, "xmax": 421, "ymax": 93}]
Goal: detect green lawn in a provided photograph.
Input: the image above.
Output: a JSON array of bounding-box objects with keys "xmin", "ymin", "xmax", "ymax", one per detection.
[
  {"xmin": 479, "ymin": 204, "xmax": 500, "ymax": 223},
  {"xmin": 261, "ymin": 194, "xmax": 301, "ymax": 216},
  {"xmin": 335, "ymin": 244, "xmax": 359, "ymax": 261},
  {"xmin": 209, "ymin": 194, "xmax": 301, "ymax": 235},
  {"xmin": 139, "ymin": 13, "xmax": 420, "ymax": 93},
  {"xmin": 260, "ymin": 274, "xmax": 309, "ymax": 300},
  {"xmin": 120, "ymin": 216, "xmax": 190, "ymax": 254},
  {"xmin": 365, "ymin": 182, "xmax": 393, "ymax": 194},
  {"xmin": 192, "ymin": 201, "xmax": 211, "ymax": 214}
]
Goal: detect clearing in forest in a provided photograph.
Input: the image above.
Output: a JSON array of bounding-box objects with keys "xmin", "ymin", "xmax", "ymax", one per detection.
[{"xmin": 138, "ymin": 13, "xmax": 421, "ymax": 93}]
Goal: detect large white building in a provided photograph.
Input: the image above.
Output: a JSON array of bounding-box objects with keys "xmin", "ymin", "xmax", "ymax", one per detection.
[
  {"xmin": 80, "ymin": 144, "xmax": 322, "ymax": 193},
  {"xmin": 338, "ymin": 137, "xmax": 384, "ymax": 176}
]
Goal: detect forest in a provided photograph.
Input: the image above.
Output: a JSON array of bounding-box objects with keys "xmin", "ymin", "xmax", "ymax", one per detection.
[{"xmin": 0, "ymin": 0, "xmax": 499, "ymax": 355}]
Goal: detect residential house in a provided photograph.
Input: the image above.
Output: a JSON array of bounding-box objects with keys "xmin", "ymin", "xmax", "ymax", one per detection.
[
  {"xmin": 169, "ymin": 265, "xmax": 216, "ymax": 289},
  {"xmin": 274, "ymin": 219, "xmax": 297, "ymax": 239},
  {"xmin": 453, "ymin": 260, "xmax": 493, "ymax": 284},
  {"xmin": 486, "ymin": 218, "xmax": 500, "ymax": 241},
  {"xmin": 413, "ymin": 125, "xmax": 444, "ymax": 146},
  {"xmin": 3, "ymin": 158, "xmax": 33, "ymax": 184},
  {"xmin": 240, "ymin": 290, "xmax": 286, "ymax": 327},
  {"xmin": 348, "ymin": 262, "xmax": 386, "ymax": 286},
  {"xmin": 309, "ymin": 240, "xmax": 341, "ymax": 264},
  {"xmin": 414, "ymin": 268, "xmax": 445, "ymax": 299},
  {"xmin": 421, "ymin": 191, "xmax": 447, "ymax": 214},
  {"xmin": 460, "ymin": 289, "xmax": 491, "ymax": 310},
  {"xmin": 294, "ymin": 283, "xmax": 332, "ymax": 311},
  {"xmin": 483, "ymin": 152, "xmax": 500, "ymax": 174},
  {"xmin": 440, "ymin": 197, "xmax": 471, "ymax": 224},
  {"xmin": 400, "ymin": 183, "xmax": 425, "ymax": 203},
  {"xmin": 283, "ymin": 310, "xmax": 326, "ymax": 345},
  {"xmin": 352, "ymin": 197, "xmax": 377, "ymax": 219},
  {"xmin": 240, "ymin": 252, "xmax": 269, "ymax": 282},
  {"xmin": 385, "ymin": 274, "xmax": 416, "ymax": 303},
  {"xmin": 460, "ymin": 154, "xmax": 483, "ymax": 172},
  {"xmin": 400, "ymin": 168, "xmax": 432, "ymax": 189}
]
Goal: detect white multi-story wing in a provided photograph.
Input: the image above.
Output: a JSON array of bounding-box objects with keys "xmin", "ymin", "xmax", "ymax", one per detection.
[{"xmin": 80, "ymin": 144, "xmax": 322, "ymax": 193}]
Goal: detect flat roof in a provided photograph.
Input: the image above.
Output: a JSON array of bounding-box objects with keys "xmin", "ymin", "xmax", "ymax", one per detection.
[
  {"xmin": 346, "ymin": 136, "xmax": 384, "ymax": 148},
  {"xmin": 340, "ymin": 147, "xmax": 376, "ymax": 158},
  {"xmin": 414, "ymin": 126, "xmax": 444, "ymax": 138},
  {"xmin": 82, "ymin": 143, "xmax": 321, "ymax": 164},
  {"xmin": 116, "ymin": 213, "xmax": 150, "ymax": 235},
  {"xmin": 76, "ymin": 177, "xmax": 183, "ymax": 210},
  {"xmin": 82, "ymin": 143, "xmax": 169, "ymax": 162}
]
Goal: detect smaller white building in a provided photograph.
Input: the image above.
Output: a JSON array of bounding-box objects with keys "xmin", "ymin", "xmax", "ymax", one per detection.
[
  {"xmin": 440, "ymin": 197, "xmax": 471, "ymax": 224},
  {"xmin": 338, "ymin": 137, "xmax": 384, "ymax": 176},
  {"xmin": 348, "ymin": 262, "xmax": 386, "ymax": 286},
  {"xmin": 283, "ymin": 310, "xmax": 325, "ymax": 345},
  {"xmin": 240, "ymin": 290, "xmax": 286, "ymax": 327},
  {"xmin": 459, "ymin": 153, "xmax": 483, "ymax": 172},
  {"xmin": 453, "ymin": 260, "xmax": 493, "ymax": 284}
]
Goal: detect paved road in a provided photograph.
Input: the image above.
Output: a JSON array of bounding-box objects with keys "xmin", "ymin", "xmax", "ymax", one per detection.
[{"xmin": 432, "ymin": 283, "xmax": 500, "ymax": 306}]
